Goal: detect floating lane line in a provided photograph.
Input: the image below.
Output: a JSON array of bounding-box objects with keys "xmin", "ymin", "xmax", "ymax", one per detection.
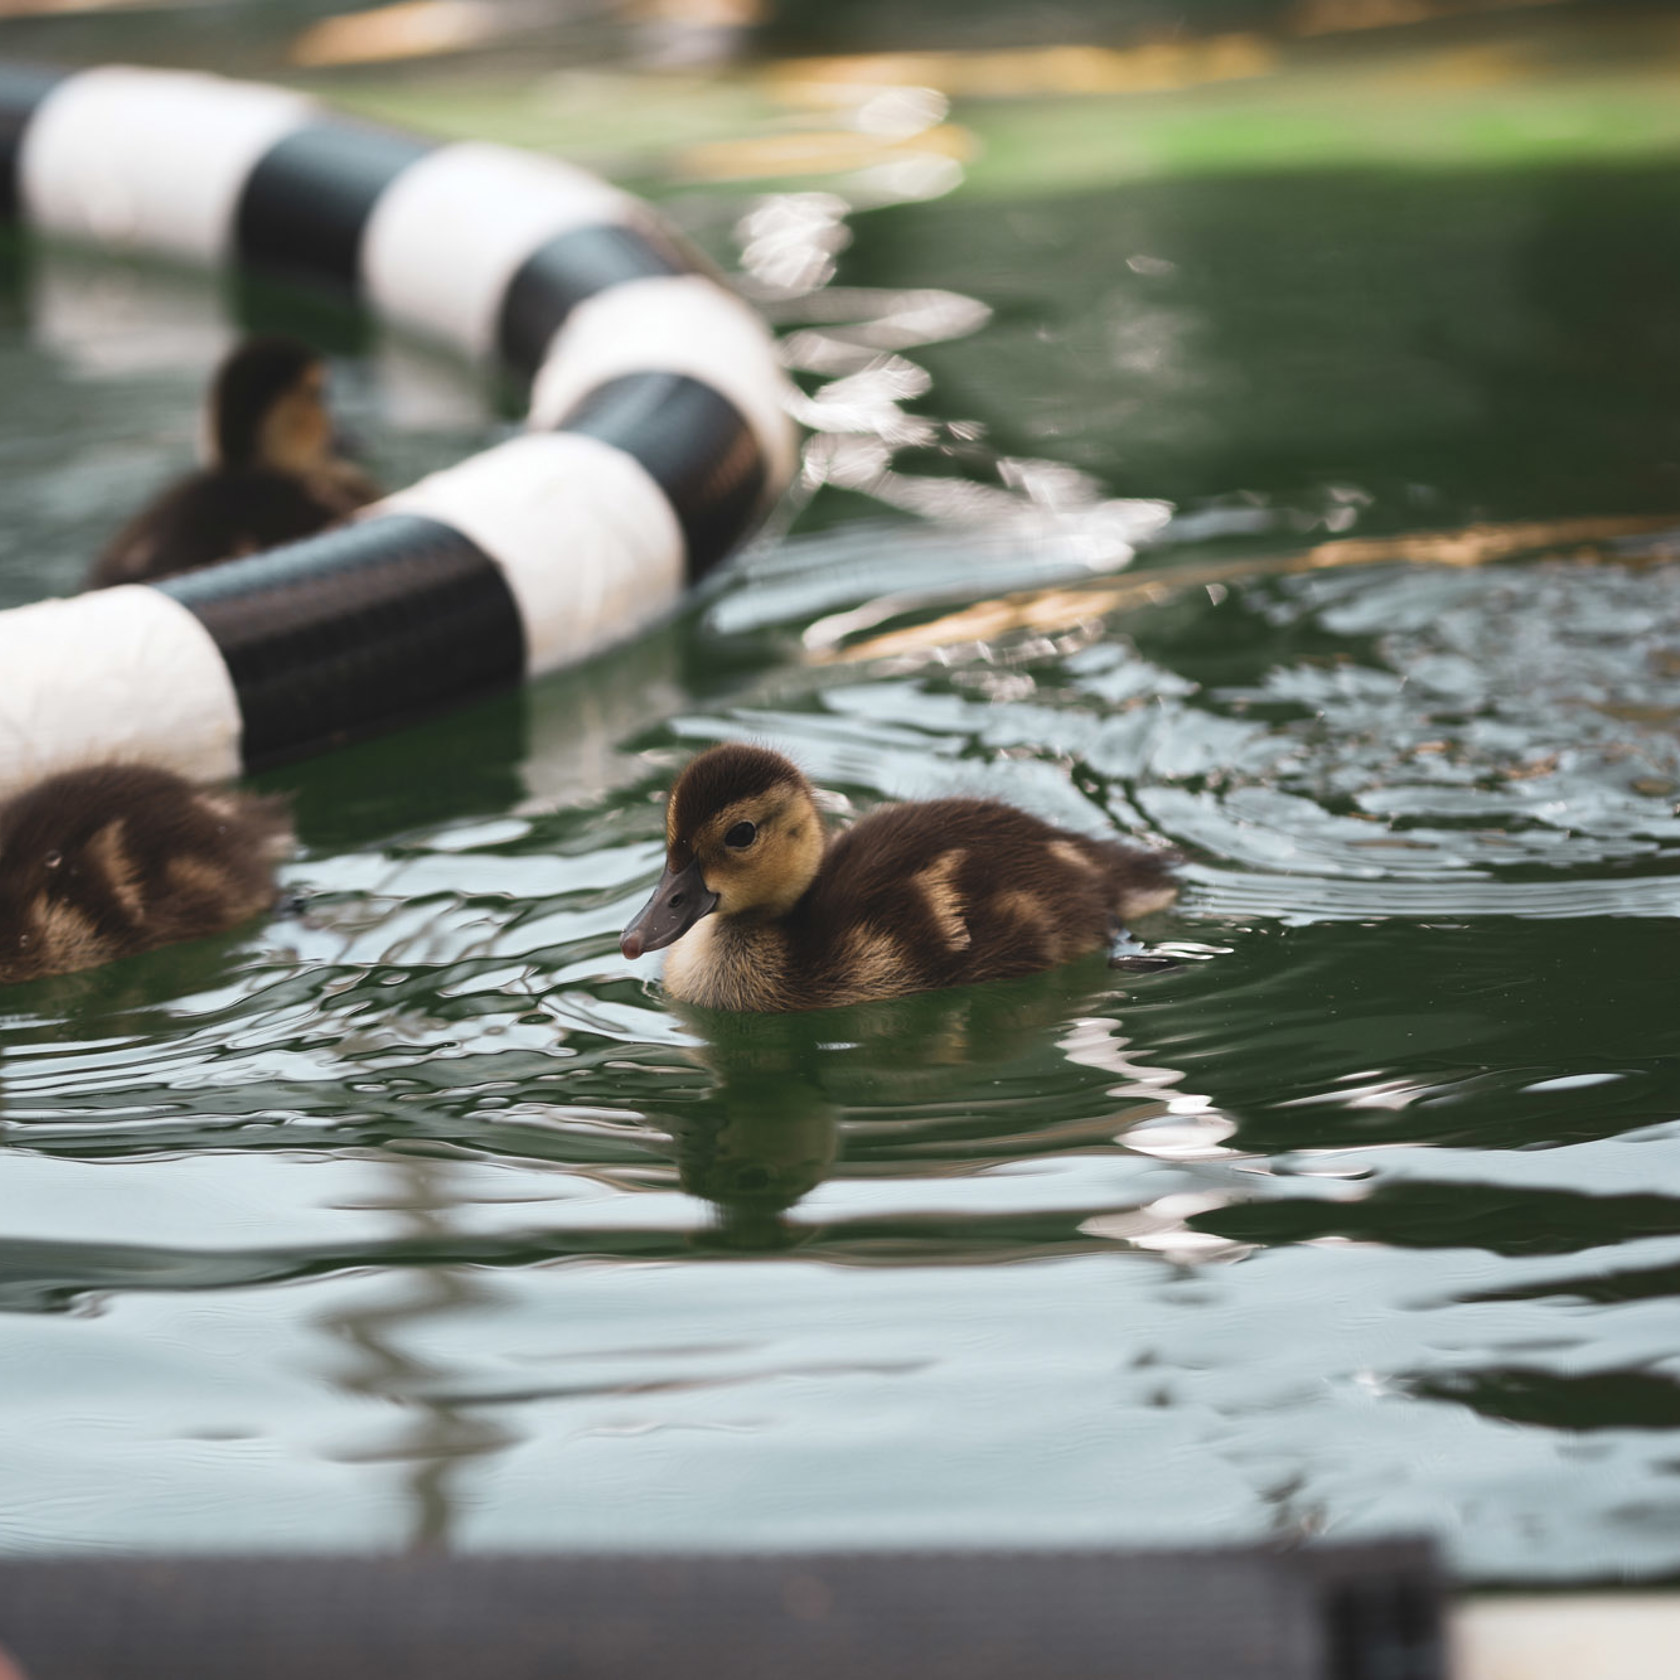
[{"xmin": 0, "ymin": 61, "xmax": 797, "ymax": 791}]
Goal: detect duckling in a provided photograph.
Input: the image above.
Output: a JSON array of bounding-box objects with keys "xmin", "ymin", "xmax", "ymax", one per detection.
[
  {"xmin": 0, "ymin": 764, "xmax": 292, "ymax": 984},
  {"xmin": 87, "ymin": 335, "xmax": 380, "ymax": 589},
  {"xmin": 621, "ymin": 744, "xmax": 1177, "ymax": 1012}
]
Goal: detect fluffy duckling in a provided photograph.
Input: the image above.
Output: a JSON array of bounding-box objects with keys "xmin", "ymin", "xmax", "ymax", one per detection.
[
  {"xmin": 0, "ymin": 764, "xmax": 292, "ymax": 984},
  {"xmin": 621, "ymin": 744, "xmax": 1177, "ymax": 1012},
  {"xmin": 88, "ymin": 335, "xmax": 380, "ymax": 589}
]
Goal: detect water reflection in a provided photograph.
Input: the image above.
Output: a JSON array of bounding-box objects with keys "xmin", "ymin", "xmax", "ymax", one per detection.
[
  {"xmin": 653, "ymin": 956, "xmax": 1257, "ymax": 1265},
  {"xmin": 30, "ymin": 245, "xmax": 230, "ymax": 379},
  {"xmin": 732, "ymin": 128, "xmax": 1174, "ymax": 571},
  {"xmin": 667, "ymin": 1050, "xmax": 837, "ymax": 1250},
  {"xmin": 315, "ymin": 1151, "xmax": 513, "ymax": 1552},
  {"xmin": 260, "ymin": 615, "xmax": 700, "ymax": 853},
  {"xmin": 3, "ymin": 879, "xmax": 1680, "ymax": 1567}
]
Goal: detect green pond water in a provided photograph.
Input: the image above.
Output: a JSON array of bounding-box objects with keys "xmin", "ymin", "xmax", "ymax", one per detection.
[{"xmin": 5, "ymin": 6, "xmax": 1680, "ymax": 1583}]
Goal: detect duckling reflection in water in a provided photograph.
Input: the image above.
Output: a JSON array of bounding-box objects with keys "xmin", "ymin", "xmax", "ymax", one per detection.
[
  {"xmin": 88, "ymin": 334, "xmax": 380, "ymax": 588},
  {"xmin": 0, "ymin": 764, "xmax": 291, "ymax": 984},
  {"xmin": 667, "ymin": 956, "xmax": 1152, "ymax": 1248},
  {"xmin": 673, "ymin": 1056, "xmax": 839, "ymax": 1251},
  {"xmin": 623, "ymin": 744, "xmax": 1176, "ymax": 1012}
]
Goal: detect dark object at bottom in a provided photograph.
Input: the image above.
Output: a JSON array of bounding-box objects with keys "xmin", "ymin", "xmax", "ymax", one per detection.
[{"xmin": 0, "ymin": 1541, "xmax": 1442, "ymax": 1680}]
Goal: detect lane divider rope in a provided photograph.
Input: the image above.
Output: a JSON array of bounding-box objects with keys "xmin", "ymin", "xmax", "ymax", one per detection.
[{"xmin": 0, "ymin": 61, "xmax": 797, "ymax": 791}]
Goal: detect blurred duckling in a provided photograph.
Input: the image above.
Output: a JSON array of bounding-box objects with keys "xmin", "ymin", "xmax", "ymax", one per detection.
[
  {"xmin": 88, "ymin": 335, "xmax": 380, "ymax": 589},
  {"xmin": 621, "ymin": 744, "xmax": 1177, "ymax": 1012},
  {"xmin": 0, "ymin": 764, "xmax": 292, "ymax": 984}
]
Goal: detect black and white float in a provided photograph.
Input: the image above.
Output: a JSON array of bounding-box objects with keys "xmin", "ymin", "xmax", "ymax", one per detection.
[{"xmin": 0, "ymin": 62, "xmax": 796, "ymax": 791}]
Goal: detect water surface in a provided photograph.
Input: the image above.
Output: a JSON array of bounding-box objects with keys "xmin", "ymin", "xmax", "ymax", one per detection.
[{"xmin": 4, "ymin": 16, "xmax": 1680, "ymax": 1583}]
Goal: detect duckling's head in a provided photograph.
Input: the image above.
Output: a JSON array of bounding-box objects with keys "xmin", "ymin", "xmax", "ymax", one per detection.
[
  {"xmin": 621, "ymin": 745, "xmax": 824, "ymax": 959},
  {"xmin": 210, "ymin": 335, "xmax": 332, "ymax": 473}
]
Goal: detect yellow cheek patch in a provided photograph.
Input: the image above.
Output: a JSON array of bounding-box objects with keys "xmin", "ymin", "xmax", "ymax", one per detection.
[
  {"xmin": 693, "ymin": 791, "xmax": 823, "ymax": 912},
  {"xmin": 258, "ymin": 383, "xmax": 332, "ymax": 471}
]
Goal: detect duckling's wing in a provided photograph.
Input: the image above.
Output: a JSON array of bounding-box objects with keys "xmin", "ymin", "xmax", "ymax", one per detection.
[{"xmin": 809, "ymin": 800, "xmax": 1174, "ymax": 993}]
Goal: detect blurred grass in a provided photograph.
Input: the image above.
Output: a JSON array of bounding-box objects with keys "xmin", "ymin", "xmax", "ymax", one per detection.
[
  {"xmin": 964, "ymin": 68, "xmax": 1680, "ymax": 196},
  {"xmin": 317, "ymin": 73, "xmax": 780, "ymax": 180},
  {"xmin": 316, "ymin": 52, "xmax": 1680, "ymax": 201}
]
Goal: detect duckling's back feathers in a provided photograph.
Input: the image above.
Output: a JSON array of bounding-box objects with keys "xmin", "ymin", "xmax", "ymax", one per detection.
[
  {"xmin": 780, "ymin": 798, "xmax": 1175, "ymax": 1008},
  {"xmin": 0, "ymin": 765, "xmax": 291, "ymax": 983}
]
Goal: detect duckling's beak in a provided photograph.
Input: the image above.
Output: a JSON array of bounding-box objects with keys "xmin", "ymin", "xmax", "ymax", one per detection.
[{"xmin": 621, "ymin": 857, "xmax": 719, "ymax": 960}]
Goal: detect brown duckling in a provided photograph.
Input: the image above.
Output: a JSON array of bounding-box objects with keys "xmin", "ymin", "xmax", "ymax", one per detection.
[
  {"xmin": 88, "ymin": 335, "xmax": 381, "ymax": 589},
  {"xmin": 621, "ymin": 744, "xmax": 1177, "ymax": 1012},
  {"xmin": 0, "ymin": 764, "xmax": 292, "ymax": 984}
]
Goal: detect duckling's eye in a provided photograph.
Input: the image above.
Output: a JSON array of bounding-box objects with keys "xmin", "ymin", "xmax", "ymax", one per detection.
[{"xmin": 724, "ymin": 821, "xmax": 757, "ymax": 850}]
